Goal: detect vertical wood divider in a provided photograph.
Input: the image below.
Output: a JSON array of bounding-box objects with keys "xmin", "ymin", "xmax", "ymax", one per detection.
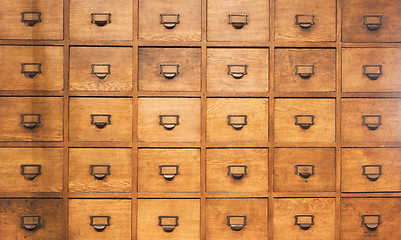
[{"xmin": 201, "ymin": 0, "xmax": 207, "ymax": 239}]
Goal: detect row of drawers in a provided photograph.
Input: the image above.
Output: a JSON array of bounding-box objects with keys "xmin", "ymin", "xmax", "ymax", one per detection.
[
  {"xmin": 1, "ymin": 0, "xmax": 401, "ymax": 42},
  {"xmin": 2, "ymin": 46, "xmax": 401, "ymax": 93},
  {"xmin": 1, "ymin": 198, "xmax": 400, "ymax": 239}
]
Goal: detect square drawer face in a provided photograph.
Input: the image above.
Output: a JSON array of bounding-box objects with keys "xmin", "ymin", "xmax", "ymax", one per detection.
[
  {"xmin": 138, "ymin": 0, "xmax": 201, "ymax": 41},
  {"xmin": 207, "ymin": 0, "xmax": 269, "ymax": 42},
  {"xmin": 137, "ymin": 199, "xmax": 200, "ymax": 240},
  {"xmin": 138, "ymin": 148, "xmax": 200, "ymax": 193},
  {"xmin": 274, "ymin": 198, "xmax": 335, "ymax": 240},
  {"xmin": 342, "ymin": 0, "xmax": 401, "ymax": 42},
  {"xmin": 206, "ymin": 198, "xmax": 268, "ymax": 239},
  {"xmin": 70, "ymin": 0, "xmax": 132, "ymax": 41},
  {"xmin": 69, "ymin": 97, "xmax": 132, "ymax": 142},
  {"xmin": 0, "ymin": 97, "xmax": 63, "ymax": 141},
  {"xmin": 69, "ymin": 148, "xmax": 132, "ymax": 193},
  {"xmin": 138, "ymin": 48, "xmax": 201, "ymax": 92},
  {"xmin": 206, "ymin": 148, "xmax": 268, "ymax": 193},
  {"xmin": 0, "ymin": 148, "xmax": 63, "ymax": 193},
  {"xmin": 342, "ymin": 48, "xmax": 401, "ymax": 92},
  {"xmin": 69, "ymin": 199, "xmax": 131, "ymax": 240},
  {"xmin": 207, "ymin": 48, "xmax": 269, "ymax": 93},
  {"xmin": 0, "ymin": 0, "xmax": 63, "ymax": 40},
  {"xmin": 274, "ymin": 148, "xmax": 336, "ymax": 192},
  {"xmin": 138, "ymin": 98, "xmax": 201, "ymax": 142},
  {"xmin": 341, "ymin": 198, "xmax": 401, "ymax": 239},
  {"xmin": 274, "ymin": 99, "xmax": 336, "ymax": 142},
  {"xmin": 274, "ymin": 0, "xmax": 336, "ymax": 42},
  {"xmin": 342, "ymin": 148, "xmax": 401, "ymax": 192},
  {"xmin": 0, "ymin": 46, "xmax": 63, "ymax": 91},
  {"xmin": 207, "ymin": 98, "xmax": 268, "ymax": 142},
  {"xmin": 70, "ymin": 47, "xmax": 133, "ymax": 92},
  {"xmin": 0, "ymin": 199, "xmax": 62, "ymax": 239},
  {"xmin": 341, "ymin": 98, "xmax": 401, "ymax": 142},
  {"xmin": 275, "ymin": 49, "xmax": 336, "ymax": 92}
]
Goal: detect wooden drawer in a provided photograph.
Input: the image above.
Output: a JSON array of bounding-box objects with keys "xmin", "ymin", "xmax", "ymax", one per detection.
[
  {"xmin": 206, "ymin": 198, "xmax": 268, "ymax": 239},
  {"xmin": 138, "ymin": 148, "xmax": 200, "ymax": 193},
  {"xmin": 342, "ymin": 0, "xmax": 401, "ymax": 42},
  {"xmin": 342, "ymin": 148, "xmax": 401, "ymax": 192},
  {"xmin": 274, "ymin": 0, "xmax": 336, "ymax": 42},
  {"xmin": 0, "ymin": 0, "xmax": 63, "ymax": 40},
  {"xmin": 275, "ymin": 49, "xmax": 336, "ymax": 92},
  {"xmin": 207, "ymin": 0, "xmax": 269, "ymax": 42},
  {"xmin": 138, "ymin": 0, "xmax": 201, "ymax": 41},
  {"xmin": 70, "ymin": 47, "xmax": 133, "ymax": 92},
  {"xmin": 138, "ymin": 48, "xmax": 201, "ymax": 92},
  {"xmin": 69, "ymin": 97, "xmax": 132, "ymax": 142},
  {"xmin": 69, "ymin": 148, "xmax": 132, "ymax": 193},
  {"xmin": 0, "ymin": 148, "xmax": 63, "ymax": 193},
  {"xmin": 274, "ymin": 198, "xmax": 335, "ymax": 239},
  {"xmin": 70, "ymin": 0, "xmax": 132, "ymax": 41},
  {"xmin": 137, "ymin": 199, "xmax": 200, "ymax": 240},
  {"xmin": 0, "ymin": 46, "xmax": 63, "ymax": 91},
  {"xmin": 206, "ymin": 148, "xmax": 268, "ymax": 193},
  {"xmin": 69, "ymin": 199, "xmax": 131, "ymax": 239},
  {"xmin": 0, "ymin": 199, "xmax": 62, "ymax": 239},
  {"xmin": 341, "ymin": 198, "xmax": 401, "ymax": 239},
  {"xmin": 274, "ymin": 148, "xmax": 336, "ymax": 192},
  {"xmin": 342, "ymin": 48, "xmax": 401, "ymax": 92},
  {"xmin": 207, "ymin": 98, "xmax": 268, "ymax": 142},
  {"xmin": 138, "ymin": 98, "xmax": 201, "ymax": 142},
  {"xmin": 341, "ymin": 98, "xmax": 401, "ymax": 142},
  {"xmin": 0, "ymin": 97, "xmax": 63, "ymax": 141},
  {"xmin": 207, "ymin": 48, "xmax": 269, "ymax": 93},
  {"xmin": 274, "ymin": 99, "xmax": 336, "ymax": 142}
]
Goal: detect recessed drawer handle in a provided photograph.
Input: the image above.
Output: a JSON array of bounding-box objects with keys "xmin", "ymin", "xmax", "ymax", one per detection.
[
  {"xmin": 227, "ymin": 165, "xmax": 247, "ymax": 180},
  {"xmin": 21, "ymin": 216, "xmax": 41, "ymax": 231},
  {"xmin": 160, "ymin": 14, "xmax": 180, "ymax": 29},
  {"xmin": 20, "ymin": 114, "xmax": 41, "ymax": 129},
  {"xmin": 361, "ymin": 215, "xmax": 381, "ymax": 230},
  {"xmin": 295, "ymin": 164, "xmax": 315, "ymax": 179},
  {"xmin": 91, "ymin": 13, "xmax": 111, "ymax": 27},
  {"xmin": 363, "ymin": 65, "xmax": 382, "ymax": 80},
  {"xmin": 90, "ymin": 216, "xmax": 110, "ymax": 232},
  {"xmin": 295, "ymin": 65, "xmax": 315, "ymax": 79},
  {"xmin": 91, "ymin": 64, "xmax": 111, "ymax": 79},
  {"xmin": 90, "ymin": 165, "xmax": 111, "ymax": 180},
  {"xmin": 91, "ymin": 114, "xmax": 111, "ymax": 129},
  {"xmin": 159, "ymin": 115, "xmax": 180, "ymax": 130},
  {"xmin": 227, "ymin": 115, "xmax": 247, "ymax": 130},
  {"xmin": 160, "ymin": 64, "xmax": 180, "ymax": 79},
  {"xmin": 295, "ymin": 115, "xmax": 315, "ymax": 130},
  {"xmin": 21, "ymin": 63, "xmax": 42, "ymax": 78},
  {"xmin": 158, "ymin": 216, "xmax": 179, "ymax": 232},
  {"xmin": 228, "ymin": 64, "xmax": 247, "ymax": 79},
  {"xmin": 295, "ymin": 215, "xmax": 314, "ymax": 230},
  {"xmin": 362, "ymin": 165, "xmax": 382, "ymax": 181},
  {"xmin": 228, "ymin": 14, "xmax": 248, "ymax": 29},
  {"xmin": 363, "ymin": 15, "xmax": 382, "ymax": 31},
  {"xmin": 20, "ymin": 164, "xmax": 41, "ymax": 181},
  {"xmin": 159, "ymin": 165, "xmax": 179, "ymax": 181},
  {"xmin": 21, "ymin": 12, "xmax": 41, "ymax": 27},
  {"xmin": 362, "ymin": 115, "xmax": 381, "ymax": 130},
  {"xmin": 295, "ymin": 14, "xmax": 315, "ymax": 29},
  {"xmin": 227, "ymin": 215, "xmax": 247, "ymax": 231}
]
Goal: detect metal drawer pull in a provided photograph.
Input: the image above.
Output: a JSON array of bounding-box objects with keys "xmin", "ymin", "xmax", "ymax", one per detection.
[
  {"xmin": 20, "ymin": 164, "xmax": 41, "ymax": 181},
  {"xmin": 295, "ymin": 165, "xmax": 315, "ymax": 179},
  {"xmin": 91, "ymin": 13, "xmax": 111, "ymax": 27},
  {"xmin": 363, "ymin": 65, "xmax": 382, "ymax": 80},
  {"xmin": 362, "ymin": 115, "xmax": 381, "ymax": 130},
  {"xmin": 362, "ymin": 165, "xmax": 382, "ymax": 181},
  {"xmin": 295, "ymin": 65, "xmax": 315, "ymax": 79},
  {"xmin": 159, "ymin": 115, "xmax": 180, "ymax": 130},
  {"xmin": 227, "ymin": 115, "xmax": 247, "ymax": 130},
  {"xmin": 90, "ymin": 165, "xmax": 111, "ymax": 180},
  {"xmin": 21, "ymin": 63, "xmax": 42, "ymax": 78},
  {"xmin": 227, "ymin": 165, "xmax": 247, "ymax": 180},
  {"xmin": 21, "ymin": 216, "xmax": 41, "ymax": 231},
  {"xmin": 91, "ymin": 114, "xmax": 111, "ymax": 129},
  {"xmin": 160, "ymin": 64, "xmax": 180, "ymax": 79},
  {"xmin": 159, "ymin": 165, "xmax": 179, "ymax": 181},
  {"xmin": 363, "ymin": 15, "xmax": 382, "ymax": 31},
  {"xmin": 158, "ymin": 216, "xmax": 179, "ymax": 232},
  {"xmin": 91, "ymin": 64, "xmax": 111, "ymax": 79},
  {"xmin": 295, "ymin": 14, "xmax": 315, "ymax": 29},
  {"xmin": 90, "ymin": 216, "xmax": 110, "ymax": 232},
  {"xmin": 295, "ymin": 215, "xmax": 314, "ymax": 230},
  {"xmin": 21, "ymin": 12, "xmax": 41, "ymax": 27},
  {"xmin": 160, "ymin": 14, "xmax": 180, "ymax": 29},
  {"xmin": 20, "ymin": 114, "xmax": 41, "ymax": 129},
  {"xmin": 361, "ymin": 215, "xmax": 381, "ymax": 230},
  {"xmin": 228, "ymin": 14, "xmax": 248, "ymax": 29},
  {"xmin": 228, "ymin": 65, "xmax": 247, "ymax": 79},
  {"xmin": 295, "ymin": 115, "xmax": 315, "ymax": 129},
  {"xmin": 227, "ymin": 215, "xmax": 247, "ymax": 231}
]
